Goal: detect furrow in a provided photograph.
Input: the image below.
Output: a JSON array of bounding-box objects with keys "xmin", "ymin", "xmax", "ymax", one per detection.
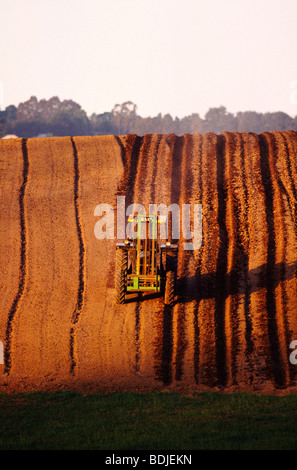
[
  {"xmin": 232, "ymin": 133, "xmax": 253, "ymax": 385},
  {"xmin": 223, "ymin": 132, "xmax": 239, "ymax": 386},
  {"xmin": 153, "ymin": 302, "xmax": 174, "ymax": 385},
  {"xmin": 4, "ymin": 138, "xmax": 29, "ymax": 374},
  {"xmin": 273, "ymin": 131, "xmax": 297, "ymax": 384},
  {"xmin": 189, "ymin": 133, "xmax": 203, "ymax": 384},
  {"xmin": 195, "ymin": 133, "xmax": 218, "ymax": 386},
  {"xmin": 70, "ymin": 137, "xmax": 85, "ymax": 375},
  {"xmin": 239, "ymin": 133, "xmax": 259, "ymax": 384},
  {"xmin": 280, "ymin": 131, "xmax": 297, "ymax": 210},
  {"xmin": 223, "ymin": 132, "xmax": 253, "ymax": 386},
  {"xmin": 124, "ymin": 134, "xmax": 149, "ymax": 378},
  {"xmin": 149, "ymin": 134, "xmax": 162, "ymax": 203},
  {"xmin": 215, "ymin": 133, "xmax": 228, "ymax": 386},
  {"xmin": 151, "ymin": 134, "xmax": 177, "ymax": 384},
  {"xmin": 0, "ymin": 138, "xmax": 24, "ymax": 374},
  {"xmin": 118, "ymin": 134, "xmax": 143, "ymax": 205},
  {"xmin": 171, "ymin": 134, "xmax": 189, "ymax": 383},
  {"xmin": 114, "ymin": 135, "xmax": 126, "ymax": 166},
  {"xmin": 71, "ymin": 135, "xmax": 125, "ymax": 388},
  {"xmin": 244, "ymin": 133, "xmax": 271, "ymax": 385},
  {"xmin": 284, "ymin": 131, "xmax": 297, "ymax": 384},
  {"xmin": 259, "ymin": 133, "xmax": 287, "ymax": 387}
]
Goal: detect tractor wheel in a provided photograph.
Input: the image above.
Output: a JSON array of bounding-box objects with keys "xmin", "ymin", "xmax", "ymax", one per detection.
[
  {"xmin": 116, "ymin": 248, "xmax": 128, "ymax": 304},
  {"xmin": 164, "ymin": 252, "xmax": 177, "ymax": 306},
  {"xmin": 164, "ymin": 270, "xmax": 175, "ymax": 306},
  {"xmin": 116, "ymin": 247, "xmax": 128, "ymax": 271},
  {"xmin": 116, "ymin": 269, "xmax": 126, "ymax": 304}
]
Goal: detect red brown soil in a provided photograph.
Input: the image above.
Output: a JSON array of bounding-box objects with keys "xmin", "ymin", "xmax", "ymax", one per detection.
[{"xmin": 1, "ymin": 131, "xmax": 297, "ymax": 395}]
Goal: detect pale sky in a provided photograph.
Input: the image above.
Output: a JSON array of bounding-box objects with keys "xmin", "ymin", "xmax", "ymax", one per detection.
[{"xmin": 1, "ymin": 0, "xmax": 297, "ymax": 118}]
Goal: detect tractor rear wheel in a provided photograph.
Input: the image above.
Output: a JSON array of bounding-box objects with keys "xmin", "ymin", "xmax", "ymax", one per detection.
[
  {"xmin": 116, "ymin": 248, "xmax": 128, "ymax": 304},
  {"xmin": 164, "ymin": 252, "xmax": 177, "ymax": 306},
  {"xmin": 164, "ymin": 270, "xmax": 175, "ymax": 306}
]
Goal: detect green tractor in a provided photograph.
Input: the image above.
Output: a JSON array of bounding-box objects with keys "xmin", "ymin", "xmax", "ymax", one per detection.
[{"xmin": 115, "ymin": 214, "xmax": 178, "ymax": 306}]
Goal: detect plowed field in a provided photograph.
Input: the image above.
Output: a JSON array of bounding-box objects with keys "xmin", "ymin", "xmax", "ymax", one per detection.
[{"xmin": 1, "ymin": 131, "xmax": 297, "ymax": 394}]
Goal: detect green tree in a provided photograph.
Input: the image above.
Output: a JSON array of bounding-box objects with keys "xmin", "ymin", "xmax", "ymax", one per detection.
[
  {"xmin": 49, "ymin": 109, "xmax": 90, "ymax": 136},
  {"xmin": 203, "ymin": 106, "xmax": 237, "ymax": 133},
  {"xmin": 14, "ymin": 119, "xmax": 46, "ymax": 138},
  {"xmin": 261, "ymin": 111, "xmax": 293, "ymax": 132},
  {"xmin": 109, "ymin": 101, "xmax": 138, "ymax": 134},
  {"xmin": 237, "ymin": 111, "xmax": 262, "ymax": 133},
  {"xmin": 179, "ymin": 113, "xmax": 203, "ymax": 134},
  {"xmin": 0, "ymin": 105, "xmax": 18, "ymax": 137},
  {"xmin": 90, "ymin": 112, "xmax": 118, "ymax": 135}
]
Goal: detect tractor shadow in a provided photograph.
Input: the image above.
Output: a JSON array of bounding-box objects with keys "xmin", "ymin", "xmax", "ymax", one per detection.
[
  {"xmin": 124, "ymin": 291, "xmax": 163, "ymax": 304},
  {"xmin": 176, "ymin": 259, "xmax": 297, "ymax": 303},
  {"xmin": 154, "ymin": 259, "xmax": 297, "ymax": 387}
]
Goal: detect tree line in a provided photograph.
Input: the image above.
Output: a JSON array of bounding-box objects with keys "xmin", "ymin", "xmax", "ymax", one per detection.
[{"xmin": 1, "ymin": 96, "xmax": 297, "ymax": 138}]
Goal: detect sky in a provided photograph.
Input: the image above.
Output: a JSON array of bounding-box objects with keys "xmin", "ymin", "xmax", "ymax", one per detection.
[{"xmin": 1, "ymin": 0, "xmax": 297, "ymax": 119}]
